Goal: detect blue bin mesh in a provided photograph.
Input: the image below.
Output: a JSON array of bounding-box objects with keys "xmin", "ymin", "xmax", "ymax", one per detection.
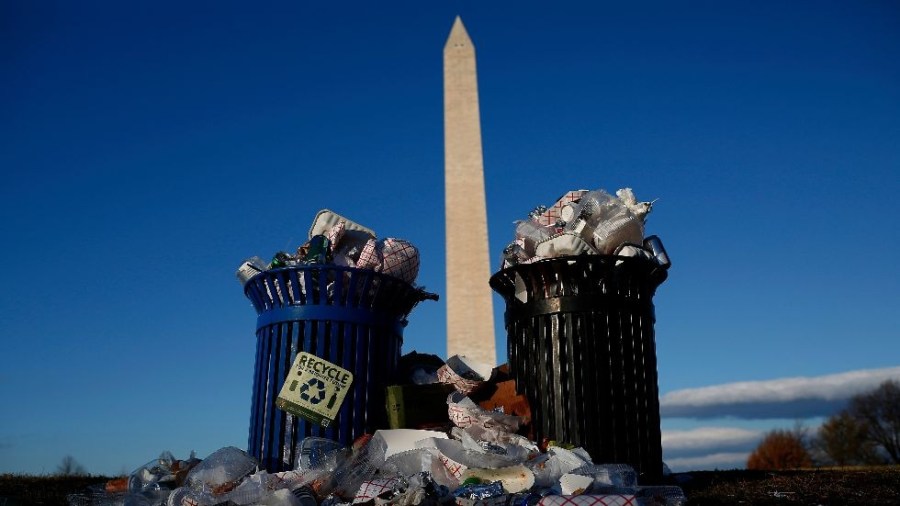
[{"xmin": 244, "ymin": 265, "xmax": 433, "ymax": 472}]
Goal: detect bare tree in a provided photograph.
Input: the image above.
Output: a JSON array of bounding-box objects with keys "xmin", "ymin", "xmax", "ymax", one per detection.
[
  {"xmin": 815, "ymin": 410, "xmax": 885, "ymax": 466},
  {"xmin": 56, "ymin": 455, "xmax": 88, "ymax": 476},
  {"xmin": 747, "ymin": 427, "xmax": 813, "ymax": 470},
  {"xmin": 849, "ymin": 379, "xmax": 900, "ymax": 464}
]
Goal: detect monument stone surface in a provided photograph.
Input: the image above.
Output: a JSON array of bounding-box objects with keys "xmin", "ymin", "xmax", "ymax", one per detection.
[{"xmin": 444, "ymin": 17, "xmax": 496, "ymax": 365}]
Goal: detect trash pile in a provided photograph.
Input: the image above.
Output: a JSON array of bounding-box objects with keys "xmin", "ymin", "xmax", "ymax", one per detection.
[
  {"xmin": 67, "ymin": 198, "xmax": 683, "ymax": 505},
  {"xmin": 499, "ymin": 188, "xmax": 669, "ymax": 270},
  {"xmin": 236, "ymin": 209, "xmax": 425, "ymax": 288},
  {"xmin": 69, "ymin": 354, "xmax": 685, "ymax": 506}
]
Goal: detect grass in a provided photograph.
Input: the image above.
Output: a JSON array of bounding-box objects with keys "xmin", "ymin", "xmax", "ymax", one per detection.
[
  {"xmin": 0, "ymin": 474, "xmax": 113, "ymax": 506},
  {"xmin": 674, "ymin": 466, "xmax": 900, "ymax": 505},
  {"xmin": 2, "ymin": 467, "xmax": 899, "ymax": 505}
]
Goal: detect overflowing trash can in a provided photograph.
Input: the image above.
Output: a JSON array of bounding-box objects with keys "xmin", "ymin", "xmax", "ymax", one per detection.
[
  {"xmin": 243, "ymin": 264, "xmax": 434, "ymax": 472},
  {"xmin": 490, "ymin": 254, "xmax": 668, "ymax": 481}
]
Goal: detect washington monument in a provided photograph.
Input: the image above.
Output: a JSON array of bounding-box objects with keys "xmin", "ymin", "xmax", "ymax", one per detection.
[{"xmin": 444, "ymin": 17, "xmax": 496, "ymax": 366}]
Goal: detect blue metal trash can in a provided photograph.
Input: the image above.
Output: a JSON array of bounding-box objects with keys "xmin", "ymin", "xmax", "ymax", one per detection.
[
  {"xmin": 490, "ymin": 255, "xmax": 667, "ymax": 482},
  {"xmin": 243, "ymin": 265, "xmax": 436, "ymax": 472}
]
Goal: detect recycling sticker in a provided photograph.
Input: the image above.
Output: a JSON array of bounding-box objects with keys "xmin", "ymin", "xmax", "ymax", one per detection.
[{"xmin": 276, "ymin": 352, "xmax": 353, "ymax": 428}]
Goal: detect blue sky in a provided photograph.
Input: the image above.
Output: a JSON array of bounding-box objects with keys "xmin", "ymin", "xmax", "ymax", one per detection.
[{"xmin": 2, "ymin": 1, "xmax": 898, "ymax": 475}]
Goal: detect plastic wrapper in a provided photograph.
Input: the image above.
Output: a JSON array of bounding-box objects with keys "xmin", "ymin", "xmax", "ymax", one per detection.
[
  {"xmin": 296, "ymin": 437, "xmax": 346, "ymax": 472},
  {"xmin": 451, "ymin": 427, "xmax": 532, "ymax": 464},
  {"xmin": 568, "ymin": 464, "xmax": 637, "ymax": 488},
  {"xmin": 515, "ymin": 220, "xmax": 553, "ymax": 257},
  {"xmin": 256, "ymin": 488, "xmax": 302, "ymax": 506},
  {"xmin": 383, "ymin": 449, "xmax": 434, "ymax": 478},
  {"xmin": 452, "ymin": 481, "xmax": 505, "ymax": 500},
  {"xmin": 326, "ymin": 434, "xmax": 388, "ymax": 500},
  {"xmin": 184, "ymin": 446, "xmax": 258, "ymax": 497},
  {"xmin": 565, "ymin": 189, "xmax": 643, "ymax": 255},
  {"xmin": 615, "ymin": 188, "xmax": 654, "ymax": 222},
  {"xmin": 383, "ymin": 472, "xmax": 451, "ymax": 506},
  {"xmin": 214, "ymin": 471, "xmax": 272, "ymax": 505},
  {"xmin": 125, "ymin": 450, "xmax": 200, "ymax": 506},
  {"xmin": 526, "ymin": 447, "xmax": 591, "ymax": 488},
  {"xmin": 424, "ymin": 438, "xmax": 521, "ymax": 483},
  {"xmin": 459, "ymin": 425, "xmax": 539, "ymax": 461},
  {"xmin": 383, "ymin": 448, "xmax": 458, "ymax": 490}
]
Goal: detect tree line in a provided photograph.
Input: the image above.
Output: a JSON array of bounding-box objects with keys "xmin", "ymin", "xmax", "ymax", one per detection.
[{"xmin": 747, "ymin": 379, "xmax": 900, "ymax": 469}]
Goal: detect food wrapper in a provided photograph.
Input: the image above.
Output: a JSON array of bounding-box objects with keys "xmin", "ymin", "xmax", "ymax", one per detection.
[
  {"xmin": 438, "ymin": 355, "xmax": 493, "ymax": 395},
  {"xmin": 537, "ymin": 495, "xmax": 637, "ymax": 506},
  {"xmin": 353, "ymin": 478, "xmax": 400, "ymax": 504},
  {"xmin": 356, "ymin": 239, "xmax": 382, "ymax": 271},
  {"xmin": 461, "ymin": 465, "xmax": 535, "ymax": 494},
  {"xmin": 380, "ymin": 238, "xmax": 420, "ymax": 285},
  {"xmin": 326, "ymin": 220, "xmax": 347, "ymax": 253},
  {"xmin": 535, "ymin": 190, "xmax": 589, "ymax": 227},
  {"xmin": 447, "ymin": 392, "xmax": 523, "ymax": 432},
  {"xmin": 309, "ymin": 209, "xmax": 377, "ymax": 240}
]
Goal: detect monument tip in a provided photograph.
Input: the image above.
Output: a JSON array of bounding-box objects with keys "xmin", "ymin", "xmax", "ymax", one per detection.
[{"xmin": 446, "ymin": 15, "xmax": 472, "ymax": 49}]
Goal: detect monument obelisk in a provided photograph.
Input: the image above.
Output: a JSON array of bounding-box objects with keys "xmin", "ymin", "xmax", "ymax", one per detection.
[{"xmin": 444, "ymin": 16, "xmax": 496, "ymax": 365}]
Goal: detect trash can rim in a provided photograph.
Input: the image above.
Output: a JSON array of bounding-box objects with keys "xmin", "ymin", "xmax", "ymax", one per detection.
[
  {"xmin": 489, "ymin": 254, "xmax": 666, "ymax": 298},
  {"xmin": 244, "ymin": 264, "xmax": 439, "ymax": 301},
  {"xmin": 490, "ymin": 253, "xmax": 654, "ymax": 277}
]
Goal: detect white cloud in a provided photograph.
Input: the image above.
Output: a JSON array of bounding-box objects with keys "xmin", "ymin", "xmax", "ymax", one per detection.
[
  {"xmin": 665, "ymin": 451, "xmax": 750, "ymax": 472},
  {"xmin": 660, "ymin": 366, "xmax": 900, "ymax": 419},
  {"xmin": 662, "ymin": 427, "xmax": 762, "ymax": 458}
]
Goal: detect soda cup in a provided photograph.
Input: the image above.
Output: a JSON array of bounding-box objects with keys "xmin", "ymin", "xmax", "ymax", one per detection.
[
  {"xmin": 236, "ymin": 256, "xmax": 267, "ymax": 287},
  {"xmin": 643, "ymin": 235, "xmax": 671, "ymax": 268}
]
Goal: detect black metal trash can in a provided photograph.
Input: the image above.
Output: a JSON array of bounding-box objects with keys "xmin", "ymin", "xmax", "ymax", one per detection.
[
  {"xmin": 244, "ymin": 265, "xmax": 435, "ymax": 472},
  {"xmin": 490, "ymin": 255, "xmax": 667, "ymax": 481}
]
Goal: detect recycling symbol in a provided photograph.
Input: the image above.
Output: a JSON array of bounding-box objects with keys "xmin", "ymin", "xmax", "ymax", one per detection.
[
  {"xmin": 276, "ymin": 352, "xmax": 354, "ymax": 427},
  {"xmin": 299, "ymin": 377, "xmax": 327, "ymax": 404}
]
